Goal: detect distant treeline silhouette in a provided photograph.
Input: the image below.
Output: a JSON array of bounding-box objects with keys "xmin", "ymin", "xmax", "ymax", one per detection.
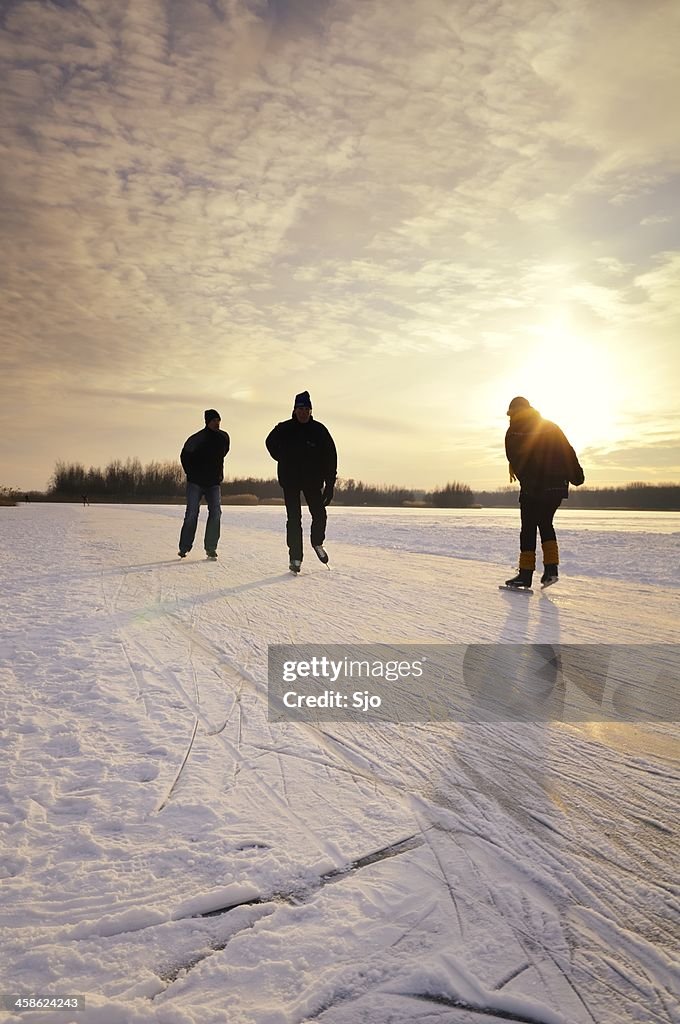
[
  {"xmin": 428, "ymin": 482, "xmax": 475, "ymax": 507},
  {"xmin": 50, "ymin": 459, "xmax": 185, "ymax": 497},
  {"xmin": 476, "ymin": 483, "xmax": 680, "ymax": 511},
  {"xmin": 36, "ymin": 460, "xmax": 680, "ymax": 510},
  {"xmin": 0, "ymin": 486, "xmax": 17, "ymax": 506},
  {"xmin": 46, "ymin": 459, "xmax": 474, "ymax": 506}
]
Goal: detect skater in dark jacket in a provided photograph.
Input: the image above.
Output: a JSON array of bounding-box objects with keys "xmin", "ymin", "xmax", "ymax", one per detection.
[
  {"xmin": 178, "ymin": 409, "xmax": 230, "ymax": 558},
  {"xmin": 265, "ymin": 391, "xmax": 337, "ymax": 573},
  {"xmin": 504, "ymin": 396, "xmax": 584, "ymax": 589}
]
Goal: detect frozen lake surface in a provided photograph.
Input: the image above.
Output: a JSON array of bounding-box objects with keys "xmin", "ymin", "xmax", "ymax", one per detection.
[
  {"xmin": 0, "ymin": 504, "xmax": 678, "ymax": 1024},
  {"xmin": 140, "ymin": 504, "xmax": 680, "ymax": 587}
]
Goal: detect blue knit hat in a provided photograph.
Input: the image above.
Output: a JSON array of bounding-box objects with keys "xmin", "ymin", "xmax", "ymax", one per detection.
[{"xmin": 293, "ymin": 391, "xmax": 312, "ymax": 409}]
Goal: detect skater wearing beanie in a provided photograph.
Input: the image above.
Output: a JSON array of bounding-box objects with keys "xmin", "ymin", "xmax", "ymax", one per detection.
[
  {"xmin": 265, "ymin": 391, "xmax": 337, "ymax": 573},
  {"xmin": 503, "ymin": 397, "xmax": 584, "ymax": 590}
]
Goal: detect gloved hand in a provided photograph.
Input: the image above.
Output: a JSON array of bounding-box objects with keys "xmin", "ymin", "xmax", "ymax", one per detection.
[{"xmin": 322, "ymin": 483, "xmax": 334, "ymax": 506}]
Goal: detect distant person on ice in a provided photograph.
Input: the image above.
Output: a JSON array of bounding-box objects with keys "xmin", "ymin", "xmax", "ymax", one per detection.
[
  {"xmin": 265, "ymin": 391, "xmax": 337, "ymax": 573},
  {"xmin": 178, "ymin": 409, "xmax": 230, "ymax": 560},
  {"xmin": 504, "ymin": 396, "xmax": 584, "ymax": 589}
]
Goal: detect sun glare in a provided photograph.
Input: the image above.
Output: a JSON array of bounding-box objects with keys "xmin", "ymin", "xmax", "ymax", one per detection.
[{"xmin": 499, "ymin": 328, "xmax": 622, "ymax": 451}]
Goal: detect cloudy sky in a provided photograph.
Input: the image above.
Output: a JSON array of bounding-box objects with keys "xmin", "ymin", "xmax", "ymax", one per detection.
[{"xmin": 1, "ymin": 0, "xmax": 679, "ymax": 492}]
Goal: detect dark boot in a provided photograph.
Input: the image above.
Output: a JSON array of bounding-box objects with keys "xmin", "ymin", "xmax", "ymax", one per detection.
[
  {"xmin": 505, "ymin": 568, "xmax": 533, "ymax": 588},
  {"xmin": 541, "ymin": 564, "xmax": 558, "ymax": 586}
]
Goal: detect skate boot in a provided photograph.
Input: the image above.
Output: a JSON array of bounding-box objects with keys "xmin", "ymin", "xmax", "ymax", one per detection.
[
  {"xmin": 289, "ymin": 559, "xmax": 302, "ymax": 574},
  {"xmin": 206, "ymin": 550, "xmax": 218, "ymax": 559},
  {"xmin": 313, "ymin": 544, "xmax": 329, "ymax": 564},
  {"xmin": 178, "ymin": 550, "xmax": 188, "ymax": 558},
  {"xmin": 541, "ymin": 564, "xmax": 559, "ymax": 586},
  {"xmin": 503, "ymin": 549, "xmax": 535, "ymax": 589},
  {"xmin": 505, "ymin": 568, "xmax": 533, "ymax": 589}
]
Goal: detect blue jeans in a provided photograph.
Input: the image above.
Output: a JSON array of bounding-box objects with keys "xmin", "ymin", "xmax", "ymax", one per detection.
[{"xmin": 179, "ymin": 483, "xmax": 221, "ymax": 553}]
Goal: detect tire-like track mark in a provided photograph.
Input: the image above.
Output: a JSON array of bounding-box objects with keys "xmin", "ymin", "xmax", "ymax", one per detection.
[
  {"xmin": 402, "ymin": 992, "xmax": 567, "ymax": 1024},
  {"xmin": 150, "ymin": 833, "xmax": 424, "ymax": 997}
]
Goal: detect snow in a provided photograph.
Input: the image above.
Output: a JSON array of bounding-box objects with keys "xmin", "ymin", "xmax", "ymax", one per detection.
[{"xmin": 0, "ymin": 503, "xmax": 678, "ymax": 1024}]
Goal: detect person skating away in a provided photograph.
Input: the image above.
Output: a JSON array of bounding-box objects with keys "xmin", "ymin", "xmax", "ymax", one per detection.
[
  {"xmin": 178, "ymin": 409, "xmax": 230, "ymax": 559},
  {"xmin": 504, "ymin": 396, "xmax": 584, "ymax": 589},
  {"xmin": 265, "ymin": 391, "xmax": 337, "ymax": 573}
]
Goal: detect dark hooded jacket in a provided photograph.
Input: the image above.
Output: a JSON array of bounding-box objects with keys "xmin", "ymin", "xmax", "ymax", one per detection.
[
  {"xmin": 265, "ymin": 416, "xmax": 337, "ymax": 489},
  {"xmin": 505, "ymin": 406, "xmax": 584, "ymax": 502},
  {"xmin": 180, "ymin": 427, "xmax": 230, "ymax": 487}
]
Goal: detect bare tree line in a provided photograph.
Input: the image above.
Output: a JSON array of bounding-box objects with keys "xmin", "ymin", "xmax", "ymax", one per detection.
[
  {"xmin": 3, "ymin": 461, "xmax": 678, "ymax": 510},
  {"xmin": 44, "ymin": 459, "xmax": 476, "ymax": 506},
  {"xmin": 475, "ymin": 483, "xmax": 680, "ymax": 510}
]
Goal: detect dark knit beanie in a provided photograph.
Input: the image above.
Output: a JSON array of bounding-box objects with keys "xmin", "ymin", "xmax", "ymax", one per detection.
[
  {"xmin": 507, "ymin": 396, "xmax": 530, "ymax": 415},
  {"xmin": 204, "ymin": 409, "xmax": 221, "ymax": 424},
  {"xmin": 293, "ymin": 391, "xmax": 312, "ymax": 409}
]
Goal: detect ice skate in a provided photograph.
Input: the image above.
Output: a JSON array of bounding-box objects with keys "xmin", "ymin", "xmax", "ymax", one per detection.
[
  {"xmin": 541, "ymin": 564, "xmax": 559, "ymax": 587},
  {"xmin": 313, "ymin": 544, "xmax": 329, "ymax": 564},
  {"xmin": 500, "ymin": 569, "xmax": 533, "ymax": 592}
]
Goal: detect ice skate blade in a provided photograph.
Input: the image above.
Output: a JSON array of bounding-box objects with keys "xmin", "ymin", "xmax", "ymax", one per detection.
[
  {"xmin": 499, "ymin": 585, "xmax": 533, "ymax": 594},
  {"xmin": 541, "ymin": 578, "xmax": 559, "ymax": 589}
]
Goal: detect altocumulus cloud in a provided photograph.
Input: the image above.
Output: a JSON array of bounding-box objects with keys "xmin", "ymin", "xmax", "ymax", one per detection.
[{"xmin": 0, "ymin": 0, "xmax": 678, "ymax": 488}]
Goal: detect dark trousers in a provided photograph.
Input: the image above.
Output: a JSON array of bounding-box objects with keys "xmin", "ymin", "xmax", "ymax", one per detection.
[
  {"xmin": 179, "ymin": 482, "xmax": 221, "ymax": 553},
  {"xmin": 283, "ymin": 485, "xmax": 326, "ymax": 561},
  {"xmin": 519, "ymin": 497, "xmax": 561, "ymax": 552}
]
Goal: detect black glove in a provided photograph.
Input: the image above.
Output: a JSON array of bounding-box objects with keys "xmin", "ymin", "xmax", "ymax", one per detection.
[
  {"xmin": 322, "ymin": 483, "xmax": 334, "ymax": 506},
  {"xmin": 570, "ymin": 464, "xmax": 585, "ymax": 487}
]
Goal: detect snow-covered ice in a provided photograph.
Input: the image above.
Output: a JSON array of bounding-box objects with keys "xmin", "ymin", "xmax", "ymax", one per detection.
[{"xmin": 0, "ymin": 503, "xmax": 678, "ymax": 1024}]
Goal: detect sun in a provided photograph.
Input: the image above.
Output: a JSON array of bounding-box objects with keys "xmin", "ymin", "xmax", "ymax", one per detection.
[{"xmin": 497, "ymin": 327, "xmax": 624, "ymax": 452}]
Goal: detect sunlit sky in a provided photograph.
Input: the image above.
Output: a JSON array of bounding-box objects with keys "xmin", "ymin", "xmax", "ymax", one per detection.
[{"xmin": 2, "ymin": 0, "xmax": 679, "ymax": 492}]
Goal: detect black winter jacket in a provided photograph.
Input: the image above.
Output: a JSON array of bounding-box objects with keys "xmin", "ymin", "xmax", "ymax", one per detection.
[
  {"xmin": 505, "ymin": 408, "xmax": 584, "ymax": 502},
  {"xmin": 265, "ymin": 416, "xmax": 337, "ymax": 489},
  {"xmin": 180, "ymin": 427, "xmax": 230, "ymax": 487}
]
